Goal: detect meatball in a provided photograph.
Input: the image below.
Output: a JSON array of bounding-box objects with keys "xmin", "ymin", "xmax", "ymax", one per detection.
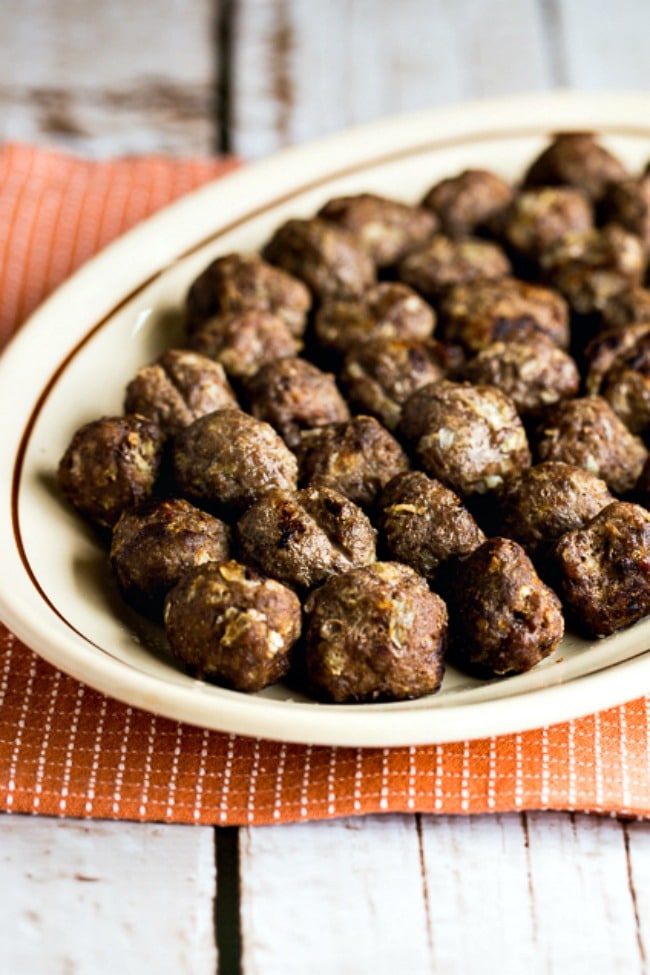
[
  {"xmin": 262, "ymin": 217, "xmax": 376, "ymax": 301},
  {"xmin": 437, "ymin": 277, "xmax": 570, "ymax": 353},
  {"xmin": 603, "ymin": 173, "xmax": 650, "ymax": 249},
  {"xmin": 164, "ymin": 560, "xmax": 301, "ymax": 692},
  {"xmin": 552, "ymin": 501, "xmax": 650, "ymax": 637},
  {"xmin": 522, "ymin": 131, "xmax": 627, "ymax": 203},
  {"xmin": 237, "ymin": 485, "xmax": 376, "ymax": 590},
  {"xmin": 598, "ymin": 286, "xmax": 650, "ymax": 331},
  {"xmin": 540, "ymin": 225, "xmax": 647, "ymax": 317},
  {"xmin": 296, "ymin": 414, "xmax": 410, "ymax": 508},
  {"xmin": 498, "ymin": 186, "xmax": 593, "ymax": 261},
  {"xmin": 123, "ymin": 349, "xmax": 238, "ymax": 437},
  {"xmin": 109, "ymin": 497, "xmax": 231, "ymax": 617},
  {"xmin": 303, "ymin": 561, "xmax": 447, "ymax": 703},
  {"xmin": 496, "ymin": 461, "xmax": 614, "ymax": 561},
  {"xmin": 421, "ymin": 168, "xmax": 514, "ymax": 239},
  {"xmin": 377, "ymin": 470, "xmax": 485, "ymax": 584},
  {"xmin": 187, "ymin": 308, "xmax": 301, "ymax": 380},
  {"xmin": 461, "ymin": 339, "xmax": 580, "ymax": 418},
  {"xmin": 399, "ymin": 380, "xmax": 531, "ymax": 497},
  {"xmin": 313, "ymin": 282, "xmax": 435, "ymax": 357},
  {"xmin": 317, "ymin": 191, "xmax": 438, "ymax": 267},
  {"xmin": 185, "ymin": 252, "xmax": 311, "ymax": 337},
  {"xmin": 446, "ymin": 537, "xmax": 564, "ymax": 677},
  {"xmin": 584, "ymin": 322, "xmax": 650, "ymax": 395},
  {"xmin": 172, "ymin": 408, "xmax": 298, "ymax": 512},
  {"xmin": 534, "ymin": 395, "xmax": 648, "ymax": 496},
  {"xmin": 58, "ymin": 414, "xmax": 165, "ymax": 528},
  {"xmin": 397, "ymin": 234, "xmax": 511, "ymax": 301},
  {"xmin": 245, "ymin": 356, "xmax": 350, "ymax": 448},
  {"xmin": 341, "ymin": 335, "xmax": 461, "ymax": 430},
  {"xmin": 600, "ymin": 337, "xmax": 650, "ymax": 434}
]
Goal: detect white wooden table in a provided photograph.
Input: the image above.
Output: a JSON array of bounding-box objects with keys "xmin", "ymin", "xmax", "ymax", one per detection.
[{"xmin": 2, "ymin": 3, "xmax": 650, "ymax": 972}]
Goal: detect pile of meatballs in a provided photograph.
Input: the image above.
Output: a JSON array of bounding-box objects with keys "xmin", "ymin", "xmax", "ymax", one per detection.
[{"xmin": 58, "ymin": 131, "xmax": 650, "ymax": 704}]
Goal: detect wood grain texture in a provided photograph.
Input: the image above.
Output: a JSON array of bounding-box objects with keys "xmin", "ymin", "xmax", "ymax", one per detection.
[{"xmin": 0, "ymin": 817, "xmax": 217, "ymax": 974}]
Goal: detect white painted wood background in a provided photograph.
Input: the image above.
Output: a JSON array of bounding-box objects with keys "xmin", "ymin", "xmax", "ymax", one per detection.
[{"xmin": 2, "ymin": 2, "xmax": 650, "ymax": 973}]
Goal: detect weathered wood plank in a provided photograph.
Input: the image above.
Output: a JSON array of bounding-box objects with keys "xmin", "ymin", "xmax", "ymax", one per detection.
[
  {"xmin": 0, "ymin": 0, "xmax": 217, "ymax": 155},
  {"xmin": 0, "ymin": 816, "xmax": 217, "ymax": 974},
  {"xmin": 231, "ymin": 0, "xmax": 552, "ymax": 158},
  {"xmin": 239, "ymin": 815, "xmax": 433, "ymax": 974}
]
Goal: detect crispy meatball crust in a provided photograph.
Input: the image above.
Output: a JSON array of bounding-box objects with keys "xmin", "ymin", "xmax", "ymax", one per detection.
[
  {"xmin": 534, "ymin": 395, "xmax": 648, "ymax": 496},
  {"xmin": 245, "ymin": 356, "xmax": 350, "ymax": 447},
  {"xmin": 317, "ymin": 192, "xmax": 438, "ymax": 267},
  {"xmin": 237, "ymin": 485, "xmax": 376, "ymax": 590},
  {"xmin": 397, "ymin": 234, "xmax": 511, "ymax": 301},
  {"xmin": 172, "ymin": 408, "xmax": 298, "ymax": 511},
  {"xmin": 421, "ymin": 168, "xmax": 514, "ymax": 239},
  {"xmin": 599, "ymin": 335, "xmax": 650, "ymax": 433},
  {"xmin": 603, "ymin": 173, "xmax": 650, "ymax": 249},
  {"xmin": 584, "ymin": 322, "xmax": 650, "ymax": 395},
  {"xmin": 399, "ymin": 380, "xmax": 531, "ymax": 497},
  {"xmin": 497, "ymin": 461, "xmax": 614, "ymax": 560},
  {"xmin": 262, "ymin": 217, "xmax": 376, "ymax": 301},
  {"xmin": 447, "ymin": 537, "xmax": 564, "ymax": 677},
  {"xmin": 303, "ymin": 561, "xmax": 447, "ymax": 703},
  {"xmin": 522, "ymin": 132, "xmax": 627, "ymax": 202},
  {"xmin": 297, "ymin": 415, "xmax": 410, "ymax": 508},
  {"xmin": 377, "ymin": 471, "xmax": 485, "ymax": 583},
  {"xmin": 124, "ymin": 349, "xmax": 238, "ymax": 437},
  {"xmin": 552, "ymin": 501, "xmax": 650, "ymax": 637},
  {"xmin": 341, "ymin": 336, "xmax": 461, "ymax": 430},
  {"xmin": 187, "ymin": 308, "xmax": 302, "ymax": 380},
  {"xmin": 598, "ymin": 286, "xmax": 650, "ymax": 331},
  {"xmin": 185, "ymin": 252, "xmax": 311, "ymax": 337},
  {"xmin": 498, "ymin": 186, "xmax": 594, "ymax": 260},
  {"xmin": 461, "ymin": 339, "xmax": 580, "ymax": 417},
  {"xmin": 110, "ymin": 497, "xmax": 232, "ymax": 617},
  {"xmin": 313, "ymin": 282, "xmax": 435, "ymax": 357},
  {"xmin": 437, "ymin": 277, "xmax": 570, "ymax": 353},
  {"xmin": 164, "ymin": 560, "xmax": 302, "ymax": 692},
  {"xmin": 58, "ymin": 414, "xmax": 165, "ymax": 528}
]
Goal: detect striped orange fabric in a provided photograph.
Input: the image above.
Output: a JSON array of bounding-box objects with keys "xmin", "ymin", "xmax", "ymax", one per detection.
[{"xmin": 1, "ymin": 142, "xmax": 649, "ymax": 825}]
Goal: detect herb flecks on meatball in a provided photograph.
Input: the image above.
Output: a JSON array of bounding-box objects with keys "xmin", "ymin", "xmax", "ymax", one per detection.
[
  {"xmin": 421, "ymin": 168, "xmax": 513, "ymax": 239},
  {"xmin": 303, "ymin": 561, "xmax": 447, "ymax": 703}
]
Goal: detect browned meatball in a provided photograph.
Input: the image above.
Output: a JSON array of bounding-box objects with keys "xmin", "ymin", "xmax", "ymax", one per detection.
[
  {"xmin": 498, "ymin": 186, "xmax": 594, "ymax": 261},
  {"xmin": 58, "ymin": 414, "xmax": 165, "ymax": 528},
  {"xmin": 317, "ymin": 192, "xmax": 438, "ymax": 267},
  {"xmin": 187, "ymin": 308, "xmax": 301, "ymax": 380},
  {"xmin": 237, "ymin": 485, "xmax": 376, "ymax": 589},
  {"xmin": 603, "ymin": 173, "xmax": 650, "ymax": 249},
  {"xmin": 313, "ymin": 282, "xmax": 435, "ymax": 357},
  {"xmin": 303, "ymin": 561, "xmax": 447, "ymax": 703},
  {"xmin": 296, "ymin": 414, "xmax": 410, "ymax": 508},
  {"xmin": 110, "ymin": 497, "xmax": 231, "ymax": 617},
  {"xmin": 540, "ymin": 225, "xmax": 647, "ymax": 317},
  {"xmin": 446, "ymin": 537, "xmax": 564, "ymax": 677},
  {"xmin": 245, "ymin": 356, "xmax": 350, "ymax": 448},
  {"xmin": 185, "ymin": 252, "xmax": 311, "ymax": 337},
  {"xmin": 600, "ymin": 335, "xmax": 650, "ymax": 434},
  {"xmin": 461, "ymin": 339, "xmax": 580, "ymax": 418},
  {"xmin": 340, "ymin": 336, "xmax": 461, "ymax": 430},
  {"xmin": 522, "ymin": 131, "xmax": 627, "ymax": 203},
  {"xmin": 437, "ymin": 277, "xmax": 570, "ymax": 353},
  {"xmin": 399, "ymin": 380, "xmax": 531, "ymax": 497},
  {"xmin": 123, "ymin": 349, "xmax": 238, "ymax": 437},
  {"xmin": 262, "ymin": 217, "xmax": 376, "ymax": 301},
  {"xmin": 496, "ymin": 461, "xmax": 614, "ymax": 561},
  {"xmin": 377, "ymin": 471, "xmax": 485, "ymax": 584},
  {"xmin": 552, "ymin": 501, "xmax": 650, "ymax": 637},
  {"xmin": 584, "ymin": 322, "xmax": 650, "ymax": 394},
  {"xmin": 598, "ymin": 286, "xmax": 650, "ymax": 331},
  {"xmin": 397, "ymin": 234, "xmax": 511, "ymax": 301},
  {"xmin": 421, "ymin": 168, "xmax": 514, "ymax": 239},
  {"xmin": 172, "ymin": 409, "xmax": 298, "ymax": 512},
  {"xmin": 534, "ymin": 395, "xmax": 648, "ymax": 495},
  {"xmin": 164, "ymin": 559, "xmax": 301, "ymax": 692}
]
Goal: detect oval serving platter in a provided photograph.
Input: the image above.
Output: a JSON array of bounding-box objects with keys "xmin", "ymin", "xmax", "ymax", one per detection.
[{"xmin": 3, "ymin": 90, "xmax": 650, "ymax": 747}]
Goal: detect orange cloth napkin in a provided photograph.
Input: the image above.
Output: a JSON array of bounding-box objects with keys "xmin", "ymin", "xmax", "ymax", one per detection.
[{"xmin": 1, "ymin": 142, "xmax": 650, "ymax": 826}]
